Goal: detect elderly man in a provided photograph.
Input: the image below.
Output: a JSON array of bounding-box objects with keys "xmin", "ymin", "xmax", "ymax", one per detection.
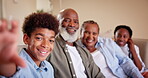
[{"xmin": 47, "ymin": 8, "xmax": 104, "ymax": 78}]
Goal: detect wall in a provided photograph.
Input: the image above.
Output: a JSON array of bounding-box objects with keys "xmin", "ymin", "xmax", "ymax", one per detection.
[
  {"xmin": 2, "ymin": 0, "xmax": 53, "ymax": 44},
  {"xmin": 51, "ymin": 0, "xmax": 148, "ymax": 39},
  {"xmin": 2, "ymin": 0, "xmax": 148, "ymax": 44},
  {"xmin": 36, "ymin": 0, "xmax": 52, "ymax": 13},
  {"xmin": 2, "ymin": 0, "xmax": 36, "ymax": 45},
  {"xmin": 0, "ymin": 0, "xmax": 2, "ymax": 18}
]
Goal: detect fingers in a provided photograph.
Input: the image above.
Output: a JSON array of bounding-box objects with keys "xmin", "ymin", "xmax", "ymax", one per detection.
[
  {"xmin": 10, "ymin": 54, "xmax": 26, "ymax": 68},
  {"xmin": 10, "ymin": 20, "xmax": 18, "ymax": 34},
  {"xmin": 0, "ymin": 19, "xmax": 8, "ymax": 32},
  {"xmin": 9, "ymin": 43, "xmax": 26, "ymax": 68},
  {"xmin": 0, "ymin": 20, "xmax": 18, "ymax": 34}
]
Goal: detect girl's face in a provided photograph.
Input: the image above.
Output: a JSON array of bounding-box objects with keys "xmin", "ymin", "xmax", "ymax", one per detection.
[{"xmin": 114, "ymin": 28, "xmax": 130, "ymax": 47}]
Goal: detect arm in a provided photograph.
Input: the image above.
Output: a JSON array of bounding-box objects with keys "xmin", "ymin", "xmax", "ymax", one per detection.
[
  {"xmin": 0, "ymin": 20, "xmax": 25, "ymax": 77},
  {"xmin": 127, "ymin": 39, "xmax": 142, "ymax": 71},
  {"xmin": 113, "ymin": 40, "xmax": 143, "ymax": 78}
]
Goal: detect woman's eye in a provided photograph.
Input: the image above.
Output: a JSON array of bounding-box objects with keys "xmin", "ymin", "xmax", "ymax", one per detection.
[
  {"xmin": 93, "ymin": 32, "xmax": 97, "ymax": 35},
  {"xmin": 84, "ymin": 31, "xmax": 89, "ymax": 34}
]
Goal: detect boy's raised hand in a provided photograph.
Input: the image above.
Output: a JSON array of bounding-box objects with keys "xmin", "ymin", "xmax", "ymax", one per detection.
[{"xmin": 0, "ymin": 19, "xmax": 26, "ymax": 67}]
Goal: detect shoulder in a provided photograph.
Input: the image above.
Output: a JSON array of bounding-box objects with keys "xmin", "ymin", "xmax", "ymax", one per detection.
[
  {"xmin": 134, "ymin": 45, "xmax": 139, "ymax": 49},
  {"xmin": 98, "ymin": 37, "xmax": 116, "ymax": 46},
  {"xmin": 44, "ymin": 60, "xmax": 54, "ymax": 69}
]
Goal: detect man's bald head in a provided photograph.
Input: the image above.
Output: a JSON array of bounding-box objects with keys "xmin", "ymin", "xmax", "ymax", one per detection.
[{"xmin": 57, "ymin": 8, "xmax": 78, "ymax": 21}]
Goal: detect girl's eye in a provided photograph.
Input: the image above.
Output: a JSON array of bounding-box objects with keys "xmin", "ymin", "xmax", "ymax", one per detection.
[{"xmin": 117, "ymin": 35, "xmax": 122, "ymax": 38}]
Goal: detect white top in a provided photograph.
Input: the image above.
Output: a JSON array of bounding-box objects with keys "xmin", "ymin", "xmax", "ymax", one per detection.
[
  {"xmin": 120, "ymin": 44, "xmax": 146, "ymax": 72},
  {"xmin": 66, "ymin": 44, "xmax": 87, "ymax": 78},
  {"xmin": 91, "ymin": 50, "xmax": 118, "ymax": 78}
]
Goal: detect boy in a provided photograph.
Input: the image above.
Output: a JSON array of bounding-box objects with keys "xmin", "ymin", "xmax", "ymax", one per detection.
[{"xmin": 0, "ymin": 12, "xmax": 59, "ymax": 78}]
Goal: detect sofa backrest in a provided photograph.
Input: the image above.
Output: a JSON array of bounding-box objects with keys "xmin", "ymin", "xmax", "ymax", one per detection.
[
  {"xmin": 17, "ymin": 45, "xmax": 27, "ymax": 53},
  {"xmin": 133, "ymin": 38, "xmax": 148, "ymax": 68}
]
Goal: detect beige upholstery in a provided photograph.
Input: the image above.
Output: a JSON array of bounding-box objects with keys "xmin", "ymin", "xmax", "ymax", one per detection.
[
  {"xmin": 17, "ymin": 45, "xmax": 27, "ymax": 53},
  {"xmin": 133, "ymin": 38, "xmax": 148, "ymax": 68}
]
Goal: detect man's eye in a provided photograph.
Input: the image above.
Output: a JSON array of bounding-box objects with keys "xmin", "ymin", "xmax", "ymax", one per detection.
[
  {"xmin": 74, "ymin": 20, "xmax": 79, "ymax": 24},
  {"xmin": 64, "ymin": 19, "xmax": 70, "ymax": 22}
]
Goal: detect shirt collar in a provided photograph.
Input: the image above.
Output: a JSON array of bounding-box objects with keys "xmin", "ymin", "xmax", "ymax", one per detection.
[
  {"xmin": 95, "ymin": 37, "xmax": 103, "ymax": 48},
  {"xmin": 20, "ymin": 48, "xmax": 48, "ymax": 71}
]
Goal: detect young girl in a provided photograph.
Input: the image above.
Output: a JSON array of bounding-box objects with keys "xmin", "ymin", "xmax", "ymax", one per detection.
[{"xmin": 114, "ymin": 25, "xmax": 148, "ymax": 75}]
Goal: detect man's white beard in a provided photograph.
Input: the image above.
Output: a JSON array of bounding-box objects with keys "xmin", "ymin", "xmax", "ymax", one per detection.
[{"xmin": 60, "ymin": 27, "xmax": 80, "ymax": 42}]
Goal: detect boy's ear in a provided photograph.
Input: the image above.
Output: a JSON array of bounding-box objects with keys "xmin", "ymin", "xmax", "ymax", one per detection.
[{"xmin": 23, "ymin": 34, "xmax": 29, "ymax": 45}]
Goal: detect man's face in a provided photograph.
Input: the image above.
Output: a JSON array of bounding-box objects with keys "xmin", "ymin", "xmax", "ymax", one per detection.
[
  {"xmin": 59, "ymin": 10, "xmax": 79, "ymax": 42},
  {"xmin": 82, "ymin": 23, "xmax": 99, "ymax": 48},
  {"xmin": 61, "ymin": 11, "xmax": 79, "ymax": 35},
  {"xmin": 23, "ymin": 28, "xmax": 55, "ymax": 62},
  {"xmin": 114, "ymin": 28, "xmax": 130, "ymax": 47}
]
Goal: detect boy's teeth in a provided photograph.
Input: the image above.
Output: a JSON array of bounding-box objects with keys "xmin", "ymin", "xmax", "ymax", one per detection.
[
  {"xmin": 41, "ymin": 51, "xmax": 47, "ymax": 53},
  {"xmin": 88, "ymin": 40, "xmax": 93, "ymax": 42}
]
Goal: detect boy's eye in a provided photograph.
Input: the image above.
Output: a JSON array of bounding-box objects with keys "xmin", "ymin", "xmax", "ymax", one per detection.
[
  {"xmin": 49, "ymin": 40, "xmax": 55, "ymax": 43},
  {"xmin": 36, "ymin": 37, "xmax": 42, "ymax": 41}
]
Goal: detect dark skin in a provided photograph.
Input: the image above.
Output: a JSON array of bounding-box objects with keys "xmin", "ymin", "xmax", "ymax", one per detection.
[
  {"xmin": 59, "ymin": 9, "xmax": 79, "ymax": 46},
  {"xmin": 81, "ymin": 23, "xmax": 99, "ymax": 53},
  {"xmin": 0, "ymin": 20, "xmax": 56, "ymax": 77},
  {"xmin": 114, "ymin": 28, "xmax": 142, "ymax": 70},
  {"xmin": 114, "ymin": 28, "xmax": 148, "ymax": 77},
  {"xmin": 128, "ymin": 38, "xmax": 143, "ymax": 71},
  {"xmin": 142, "ymin": 72, "xmax": 148, "ymax": 78},
  {"xmin": 0, "ymin": 20, "xmax": 26, "ymax": 77}
]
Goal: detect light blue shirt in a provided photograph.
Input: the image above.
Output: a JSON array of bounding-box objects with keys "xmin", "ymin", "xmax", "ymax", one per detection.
[
  {"xmin": 95, "ymin": 37, "xmax": 143, "ymax": 78},
  {"xmin": 120, "ymin": 44, "xmax": 146, "ymax": 72},
  {"xmin": 0, "ymin": 48, "xmax": 54, "ymax": 78}
]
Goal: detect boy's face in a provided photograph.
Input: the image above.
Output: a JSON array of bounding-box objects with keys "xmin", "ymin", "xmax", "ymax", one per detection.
[
  {"xmin": 82, "ymin": 23, "xmax": 99, "ymax": 48},
  {"xmin": 114, "ymin": 28, "xmax": 130, "ymax": 46},
  {"xmin": 23, "ymin": 28, "xmax": 55, "ymax": 63}
]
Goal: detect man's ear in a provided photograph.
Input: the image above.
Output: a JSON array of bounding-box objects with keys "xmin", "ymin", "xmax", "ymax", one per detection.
[
  {"xmin": 23, "ymin": 34, "xmax": 29, "ymax": 45},
  {"xmin": 80, "ymin": 28, "xmax": 84, "ymax": 38}
]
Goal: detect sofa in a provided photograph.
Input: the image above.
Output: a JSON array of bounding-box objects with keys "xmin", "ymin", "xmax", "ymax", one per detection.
[{"xmin": 133, "ymin": 38, "xmax": 148, "ymax": 68}]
